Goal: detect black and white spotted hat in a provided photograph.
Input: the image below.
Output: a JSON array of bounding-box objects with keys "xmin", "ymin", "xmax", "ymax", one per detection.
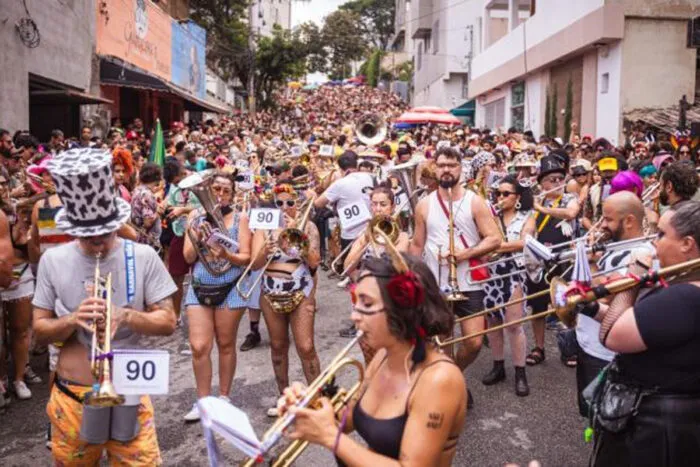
[{"xmin": 47, "ymin": 148, "xmax": 131, "ymax": 237}]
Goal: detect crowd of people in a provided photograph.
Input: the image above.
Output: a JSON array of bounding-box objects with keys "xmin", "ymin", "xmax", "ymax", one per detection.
[{"xmin": 1, "ymin": 82, "xmax": 700, "ymax": 466}]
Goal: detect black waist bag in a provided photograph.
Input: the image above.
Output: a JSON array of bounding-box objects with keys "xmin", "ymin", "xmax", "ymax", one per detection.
[{"xmin": 192, "ymin": 281, "xmax": 236, "ymax": 307}]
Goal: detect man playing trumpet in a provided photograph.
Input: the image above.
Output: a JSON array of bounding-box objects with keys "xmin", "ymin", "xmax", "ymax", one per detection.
[{"xmin": 32, "ymin": 149, "xmax": 177, "ymax": 465}]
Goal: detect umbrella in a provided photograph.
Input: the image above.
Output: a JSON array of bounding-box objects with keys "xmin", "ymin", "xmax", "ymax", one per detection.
[
  {"xmin": 303, "ymin": 83, "xmax": 319, "ymax": 91},
  {"xmin": 410, "ymin": 106, "xmax": 450, "ymax": 114},
  {"xmin": 395, "ymin": 111, "xmax": 461, "ymax": 125},
  {"xmin": 287, "ymin": 81, "xmax": 302, "ymax": 89}
]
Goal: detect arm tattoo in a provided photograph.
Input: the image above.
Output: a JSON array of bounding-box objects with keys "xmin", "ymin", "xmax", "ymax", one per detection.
[
  {"xmin": 427, "ymin": 412, "xmax": 445, "ymax": 430},
  {"xmin": 147, "ymin": 297, "xmax": 175, "ymax": 314}
]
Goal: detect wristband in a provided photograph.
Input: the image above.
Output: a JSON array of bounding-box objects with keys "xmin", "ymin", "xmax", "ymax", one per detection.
[{"xmin": 333, "ymin": 407, "xmax": 349, "ymax": 455}]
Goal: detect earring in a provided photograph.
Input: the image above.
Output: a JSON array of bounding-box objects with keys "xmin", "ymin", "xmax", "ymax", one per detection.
[{"xmin": 515, "ymin": 201, "xmax": 522, "ymax": 210}]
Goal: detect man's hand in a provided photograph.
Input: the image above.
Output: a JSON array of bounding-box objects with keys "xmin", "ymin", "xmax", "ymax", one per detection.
[{"xmin": 73, "ymin": 297, "xmax": 107, "ymax": 333}]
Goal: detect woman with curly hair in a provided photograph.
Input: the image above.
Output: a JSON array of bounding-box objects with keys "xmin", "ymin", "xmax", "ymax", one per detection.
[{"xmin": 112, "ymin": 147, "xmax": 135, "ymax": 202}]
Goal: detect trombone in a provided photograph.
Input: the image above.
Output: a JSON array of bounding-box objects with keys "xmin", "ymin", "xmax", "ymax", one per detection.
[
  {"xmin": 338, "ymin": 214, "xmax": 401, "ymax": 278},
  {"xmin": 437, "ymin": 256, "xmax": 700, "ymax": 347},
  {"xmin": 84, "ymin": 254, "xmax": 124, "ymax": 407},
  {"xmin": 443, "ymin": 186, "xmax": 466, "ymax": 301},
  {"xmin": 241, "ymin": 332, "xmax": 365, "ymax": 466},
  {"xmin": 236, "ymin": 195, "xmax": 316, "ymax": 300}
]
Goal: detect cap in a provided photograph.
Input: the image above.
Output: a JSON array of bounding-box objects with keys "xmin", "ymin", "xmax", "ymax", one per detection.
[{"xmin": 597, "ymin": 157, "xmax": 618, "ymax": 172}]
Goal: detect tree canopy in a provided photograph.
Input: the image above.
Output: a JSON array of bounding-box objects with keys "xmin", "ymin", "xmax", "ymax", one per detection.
[{"xmin": 339, "ymin": 0, "xmax": 396, "ymax": 51}]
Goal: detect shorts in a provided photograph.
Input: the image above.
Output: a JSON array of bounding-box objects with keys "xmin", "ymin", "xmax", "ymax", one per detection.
[
  {"xmin": 450, "ymin": 290, "xmax": 486, "ymax": 318},
  {"xmin": 47, "ymin": 382, "xmax": 162, "ymax": 466},
  {"xmin": 167, "ymin": 235, "xmax": 189, "ymax": 277},
  {"xmin": 0, "ymin": 264, "xmax": 33, "ymax": 302}
]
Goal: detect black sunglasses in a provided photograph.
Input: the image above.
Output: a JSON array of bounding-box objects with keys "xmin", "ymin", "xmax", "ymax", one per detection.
[
  {"xmin": 275, "ymin": 199, "xmax": 296, "ymax": 208},
  {"xmin": 495, "ymin": 190, "xmax": 516, "ymax": 198}
]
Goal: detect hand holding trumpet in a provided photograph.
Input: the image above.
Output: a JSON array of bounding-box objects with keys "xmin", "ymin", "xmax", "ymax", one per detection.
[{"xmin": 276, "ymin": 382, "xmax": 339, "ymax": 448}]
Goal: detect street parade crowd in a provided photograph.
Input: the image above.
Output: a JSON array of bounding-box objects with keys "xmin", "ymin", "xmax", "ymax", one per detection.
[{"xmin": 2, "ymin": 83, "xmax": 700, "ymax": 466}]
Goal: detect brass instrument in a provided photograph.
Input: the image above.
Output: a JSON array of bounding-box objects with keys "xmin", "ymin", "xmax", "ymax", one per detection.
[
  {"xmin": 180, "ymin": 170, "xmax": 235, "ymax": 276},
  {"xmin": 356, "ymin": 114, "xmax": 387, "ymax": 147},
  {"xmin": 338, "ymin": 214, "xmax": 400, "ymax": 277},
  {"xmin": 241, "ymin": 332, "xmax": 365, "ymax": 467},
  {"xmin": 389, "ymin": 161, "xmax": 420, "ymax": 215},
  {"xmin": 84, "ymin": 254, "xmax": 125, "ymax": 407},
  {"xmin": 437, "ymin": 256, "xmax": 700, "ymax": 347},
  {"xmin": 236, "ymin": 195, "xmax": 316, "ymax": 302},
  {"xmin": 443, "ymin": 187, "xmax": 466, "ymax": 301}
]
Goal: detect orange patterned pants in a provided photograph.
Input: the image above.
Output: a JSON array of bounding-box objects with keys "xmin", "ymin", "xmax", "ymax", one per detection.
[{"xmin": 47, "ymin": 384, "xmax": 162, "ymax": 466}]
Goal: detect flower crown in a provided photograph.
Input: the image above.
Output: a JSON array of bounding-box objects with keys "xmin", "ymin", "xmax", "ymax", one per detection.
[{"xmin": 273, "ymin": 184, "xmax": 296, "ymax": 196}]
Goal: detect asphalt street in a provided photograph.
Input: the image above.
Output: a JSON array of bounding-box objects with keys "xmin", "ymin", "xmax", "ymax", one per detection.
[{"xmin": 1, "ymin": 272, "xmax": 591, "ymax": 466}]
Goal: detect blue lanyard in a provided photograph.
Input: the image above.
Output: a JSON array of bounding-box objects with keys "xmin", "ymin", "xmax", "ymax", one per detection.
[{"xmin": 124, "ymin": 240, "xmax": 136, "ymax": 305}]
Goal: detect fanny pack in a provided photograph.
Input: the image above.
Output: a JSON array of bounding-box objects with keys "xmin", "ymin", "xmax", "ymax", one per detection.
[
  {"xmin": 586, "ymin": 361, "xmax": 655, "ymax": 433},
  {"xmin": 192, "ymin": 279, "xmax": 237, "ymax": 307},
  {"xmin": 263, "ymin": 290, "xmax": 305, "ymax": 314}
]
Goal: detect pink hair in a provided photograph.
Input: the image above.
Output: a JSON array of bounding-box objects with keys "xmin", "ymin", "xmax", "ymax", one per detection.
[{"xmin": 610, "ymin": 170, "xmax": 643, "ymax": 198}]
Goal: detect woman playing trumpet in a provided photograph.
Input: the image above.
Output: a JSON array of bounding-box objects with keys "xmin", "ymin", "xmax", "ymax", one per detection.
[
  {"xmin": 249, "ymin": 182, "xmax": 321, "ymax": 417},
  {"xmin": 343, "ymin": 184, "xmax": 410, "ymax": 363},
  {"xmin": 182, "ymin": 171, "xmax": 252, "ymax": 422},
  {"xmin": 482, "ymin": 175, "xmax": 536, "ymax": 396},
  {"xmin": 277, "ymin": 254, "xmax": 466, "ymax": 465}
]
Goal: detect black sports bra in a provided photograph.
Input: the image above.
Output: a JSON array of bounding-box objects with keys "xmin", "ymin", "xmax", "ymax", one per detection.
[{"xmin": 351, "ymin": 357, "xmax": 459, "ymax": 460}]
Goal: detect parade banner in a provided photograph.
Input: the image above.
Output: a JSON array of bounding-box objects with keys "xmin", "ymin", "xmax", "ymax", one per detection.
[
  {"xmin": 96, "ymin": 0, "xmax": 172, "ymax": 80},
  {"xmin": 171, "ymin": 20, "xmax": 207, "ymax": 99}
]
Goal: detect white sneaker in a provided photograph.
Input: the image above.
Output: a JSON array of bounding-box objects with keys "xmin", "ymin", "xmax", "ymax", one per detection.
[
  {"xmin": 24, "ymin": 365, "xmax": 42, "ymax": 384},
  {"xmin": 13, "ymin": 380, "xmax": 32, "ymax": 400},
  {"xmin": 336, "ymin": 277, "xmax": 350, "ymax": 289},
  {"xmin": 267, "ymin": 406, "xmax": 279, "ymax": 418},
  {"xmin": 183, "ymin": 403, "xmax": 201, "ymax": 422},
  {"xmin": 218, "ymin": 395, "xmax": 231, "ymax": 403}
]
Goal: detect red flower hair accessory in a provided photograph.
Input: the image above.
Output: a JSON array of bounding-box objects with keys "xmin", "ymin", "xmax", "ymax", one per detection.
[{"xmin": 387, "ymin": 271, "xmax": 425, "ymax": 309}]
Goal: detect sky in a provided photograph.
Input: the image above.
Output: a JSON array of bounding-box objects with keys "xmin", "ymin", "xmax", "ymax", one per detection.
[
  {"xmin": 291, "ymin": 0, "xmax": 346, "ymax": 27},
  {"xmin": 291, "ymin": 0, "xmax": 347, "ymax": 83}
]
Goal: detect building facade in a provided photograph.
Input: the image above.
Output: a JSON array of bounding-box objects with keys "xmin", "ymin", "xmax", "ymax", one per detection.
[
  {"xmin": 469, "ymin": 0, "xmax": 700, "ymax": 143},
  {"xmin": 0, "ymin": 0, "xmax": 106, "ymax": 139},
  {"xmin": 251, "ymin": 0, "xmax": 293, "ymax": 37},
  {"xmin": 409, "ymin": 0, "xmax": 483, "ymax": 122}
]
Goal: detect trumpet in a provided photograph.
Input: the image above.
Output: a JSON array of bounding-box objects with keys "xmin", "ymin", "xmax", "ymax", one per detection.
[
  {"xmin": 338, "ymin": 214, "xmax": 400, "ymax": 278},
  {"xmin": 437, "ymin": 256, "xmax": 700, "ymax": 347},
  {"xmin": 443, "ymin": 187, "xmax": 466, "ymax": 301},
  {"xmin": 84, "ymin": 254, "xmax": 124, "ymax": 407},
  {"xmin": 241, "ymin": 332, "xmax": 365, "ymax": 466},
  {"xmin": 236, "ymin": 195, "xmax": 316, "ymax": 300}
]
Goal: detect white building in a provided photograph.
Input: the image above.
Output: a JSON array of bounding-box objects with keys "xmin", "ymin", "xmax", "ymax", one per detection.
[
  {"xmin": 251, "ymin": 0, "xmax": 293, "ymax": 37},
  {"xmin": 469, "ymin": 0, "xmax": 699, "ymax": 143},
  {"xmin": 409, "ymin": 0, "xmax": 484, "ymax": 122}
]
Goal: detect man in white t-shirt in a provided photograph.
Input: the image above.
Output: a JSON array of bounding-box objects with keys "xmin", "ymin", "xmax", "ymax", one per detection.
[{"xmin": 575, "ymin": 191, "xmax": 653, "ymax": 417}]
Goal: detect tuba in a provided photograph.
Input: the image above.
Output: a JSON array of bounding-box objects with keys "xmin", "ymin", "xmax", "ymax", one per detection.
[
  {"xmin": 179, "ymin": 170, "xmax": 235, "ymax": 276},
  {"xmin": 389, "ymin": 160, "xmax": 421, "ymax": 215},
  {"xmin": 356, "ymin": 113, "xmax": 387, "ymax": 147}
]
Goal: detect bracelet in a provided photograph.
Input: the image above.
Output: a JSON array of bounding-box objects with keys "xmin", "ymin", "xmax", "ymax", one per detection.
[{"xmin": 333, "ymin": 406, "xmax": 349, "ymax": 455}]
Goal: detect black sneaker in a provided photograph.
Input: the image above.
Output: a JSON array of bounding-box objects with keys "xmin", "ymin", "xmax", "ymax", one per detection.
[
  {"xmin": 338, "ymin": 325, "xmax": 357, "ymax": 338},
  {"xmin": 240, "ymin": 332, "xmax": 261, "ymax": 351}
]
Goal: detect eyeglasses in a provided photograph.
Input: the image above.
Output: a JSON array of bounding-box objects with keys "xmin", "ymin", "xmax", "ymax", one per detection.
[
  {"xmin": 436, "ymin": 163, "xmax": 460, "ymax": 170},
  {"xmin": 495, "ymin": 190, "xmax": 516, "ymax": 198},
  {"xmin": 275, "ymin": 199, "xmax": 296, "ymax": 208},
  {"xmin": 351, "ymin": 305, "xmax": 386, "ymax": 316},
  {"xmin": 544, "ymin": 176, "xmax": 564, "ymax": 183}
]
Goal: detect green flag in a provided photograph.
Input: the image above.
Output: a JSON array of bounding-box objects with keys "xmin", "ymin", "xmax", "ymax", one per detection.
[{"xmin": 149, "ymin": 119, "xmax": 165, "ymax": 166}]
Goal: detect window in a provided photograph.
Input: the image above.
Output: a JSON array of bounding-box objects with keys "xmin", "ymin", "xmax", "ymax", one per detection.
[
  {"xmin": 510, "ymin": 81, "xmax": 525, "ymax": 131},
  {"xmin": 433, "ymin": 20, "xmax": 439, "ymax": 54},
  {"xmin": 462, "ymin": 76, "xmax": 469, "ymax": 99},
  {"xmin": 424, "ymin": 34, "xmax": 431, "ymax": 54},
  {"xmin": 417, "ymin": 42, "xmax": 423, "ymax": 70},
  {"xmin": 484, "ymin": 98, "xmax": 506, "ymax": 130},
  {"xmin": 601, "ymin": 72, "xmax": 609, "ymax": 94}
]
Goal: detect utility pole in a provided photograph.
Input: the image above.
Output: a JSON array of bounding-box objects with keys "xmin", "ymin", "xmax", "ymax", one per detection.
[{"xmin": 247, "ymin": 0, "xmax": 256, "ymax": 115}]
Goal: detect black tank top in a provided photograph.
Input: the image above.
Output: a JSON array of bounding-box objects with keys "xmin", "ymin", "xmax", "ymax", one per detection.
[{"xmin": 352, "ymin": 357, "xmax": 456, "ymax": 459}]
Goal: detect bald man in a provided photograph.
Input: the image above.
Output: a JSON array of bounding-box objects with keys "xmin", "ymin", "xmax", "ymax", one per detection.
[{"xmin": 574, "ymin": 191, "xmax": 655, "ymax": 417}]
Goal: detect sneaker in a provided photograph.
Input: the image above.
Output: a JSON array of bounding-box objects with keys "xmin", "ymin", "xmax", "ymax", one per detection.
[
  {"xmin": 180, "ymin": 343, "xmax": 193, "ymax": 356},
  {"xmin": 183, "ymin": 403, "xmax": 200, "ymax": 422},
  {"xmin": 336, "ymin": 277, "xmax": 350, "ymax": 289},
  {"xmin": 218, "ymin": 395, "xmax": 231, "ymax": 403},
  {"xmin": 339, "ymin": 324, "xmax": 357, "ymax": 338},
  {"xmin": 240, "ymin": 332, "xmax": 261, "ymax": 352},
  {"xmin": 267, "ymin": 406, "xmax": 279, "ymax": 418},
  {"xmin": 24, "ymin": 365, "xmax": 42, "ymax": 384},
  {"xmin": 13, "ymin": 380, "xmax": 32, "ymax": 400}
]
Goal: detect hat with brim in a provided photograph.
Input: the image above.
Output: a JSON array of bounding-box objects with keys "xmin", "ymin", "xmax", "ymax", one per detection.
[
  {"xmin": 538, "ymin": 155, "xmax": 566, "ymax": 181},
  {"xmin": 48, "ymin": 148, "xmax": 131, "ymax": 237}
]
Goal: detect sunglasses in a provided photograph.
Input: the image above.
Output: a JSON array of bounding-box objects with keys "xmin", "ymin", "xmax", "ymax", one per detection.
[
  {"xmin": 275, "ymin": 199, "xmax": 296, "ymax": 208},
  {"xmin": 679, "ymin": 150, "xmax": 690, "ymax": 154},
  {"xmin": 545, "ymin": 176, "xmax": 565, "ymax": 183},
  {"xmin": 495, "ymin": 190, "xmax": 516, "ymax": 198}
]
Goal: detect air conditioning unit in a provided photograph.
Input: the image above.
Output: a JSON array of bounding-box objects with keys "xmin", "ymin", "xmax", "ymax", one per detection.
[{"xmin": 688, "ymin": 17, "xmax": 700, "ymax": 48}]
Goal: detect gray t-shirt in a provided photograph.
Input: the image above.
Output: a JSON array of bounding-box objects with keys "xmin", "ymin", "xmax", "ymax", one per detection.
[{"xmin": 33, "ymin": 239, "xmax": 177, "ymax": 349}]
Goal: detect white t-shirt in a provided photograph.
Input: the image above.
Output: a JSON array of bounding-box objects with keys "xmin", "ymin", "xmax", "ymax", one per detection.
[
  {"xmin": 324, "ymin": 171, "xmax": 375, "ymax": 240},
  {"xmin": 575, "ymin": 242, "xmax": 655, "ymax": 361}
]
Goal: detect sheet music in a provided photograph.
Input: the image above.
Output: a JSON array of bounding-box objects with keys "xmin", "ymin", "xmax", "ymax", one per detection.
[{"xmin": 198, "ymin": 397, "xmax": 262, "ymax": 459}]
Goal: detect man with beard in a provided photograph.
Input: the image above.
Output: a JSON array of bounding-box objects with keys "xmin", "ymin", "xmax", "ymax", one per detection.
[
  {"xmin": 658, "ymin": 161, "xmax": 698, "ymax": 208},
  {"xmin": 410, "ymin": 146, "xmax": 501, "ymax": 408},
  {"xmin": 574, "ymin": 191, "xmax": 653, "ymax": 417}
]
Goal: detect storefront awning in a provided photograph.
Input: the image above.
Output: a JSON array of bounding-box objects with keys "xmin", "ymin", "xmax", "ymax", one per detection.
[
  {"xmin": 165, "ymin": 83, "xmax": 231, "ymax": 114},
  {"xmin": 100, "ymin": 57, "xmax": 170, "ymax": 91},
  {"xmin": 450, "ymin": 99, "xmax": 476, "ymax": 117},
  {"xmin": 30, "ymin": 89, "xmax": 113, "ymax": 105}
]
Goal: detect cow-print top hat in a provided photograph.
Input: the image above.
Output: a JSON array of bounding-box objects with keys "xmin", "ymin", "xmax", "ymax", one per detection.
[{"xmin": 47, "ymin": 148, "xmax": 131, "ymax": 237}]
